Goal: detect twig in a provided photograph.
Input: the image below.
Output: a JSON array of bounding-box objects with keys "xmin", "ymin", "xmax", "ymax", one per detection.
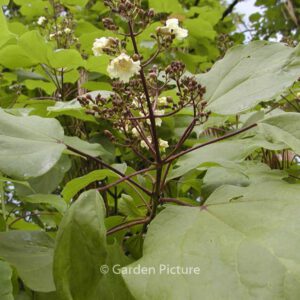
[
  {"xmin": 98, "ymin": 166, "xmax": 154, "ymax": 194},
  {"xmin": 106, "ymin": 217, "xmax": 151, "ymax": 235},
  {"xmin": 221, "ymin": 0, "xmax": 241, "ymax": 20},
  {"xmin": 165, "ymin": 123, "xmax": 257, "ymax": 164},
  {"xmin": 66, "ymin": 144, "xmax": 152, "ymax": 196},
  {"xmin": 128, "ymin": 20, "xmax": 161, "ymax": 164},
  {"xmin": 160, "ymin": 198, "xmax": 197, "ymax": 207}
]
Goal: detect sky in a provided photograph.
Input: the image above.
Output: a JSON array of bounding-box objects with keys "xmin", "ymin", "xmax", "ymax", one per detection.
[
  {"xmin": 228, "ymin": 0, "xmax": 264, "ymax": 40},
  {"xmin": 234, "ymin": 0, "xmax": 260, "ymax": 21}
]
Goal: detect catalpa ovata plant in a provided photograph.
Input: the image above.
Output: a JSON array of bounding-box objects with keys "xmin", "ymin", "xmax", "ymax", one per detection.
[{"xmin": 75, "ymin": 0, "xmax": 210, "ymax": 222}]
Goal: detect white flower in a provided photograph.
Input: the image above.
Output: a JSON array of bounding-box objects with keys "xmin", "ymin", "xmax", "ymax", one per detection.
[
  {"xmin": 147, "ymin": 117, "xmax": 162, "ymax": 127},
  {"xmin": 159, "ymin": 139, "xmax": 169, "ymax": 152},
  {"xmin": 141, "ymin": 137, "xmax": 152, "ymax": 149},
  {"xmin": 154, "ymin": 109, "xmax": 165, "ymax": 127},
  {"xmin": 37, "ymin": 16, "xmax": 47, "ymax": 26},
  {"xmin": 139, "ymin": 110, "xmax": 147, "ymax": 117},
  {"xmin": 161, "ymin": 18, "xmax": 188, "ymax": 40},
  {"xmin": 132, "ymin": 127, "xmax": 139, "ymax": 137},
  {"xmin": 64, "ymin": 28, "xmax": 71, "ymax": 34},
  {"xmin": 156, "ymin": 118, "xmax": 163, "ymax": 127},
  {"xmin": 157, "ymin": 96, "xmax": 167, "ymax": 106},
  {"xmin": 144, "ymin": 109, "xmax": 164, "ymax": 127},
  {"xmin": 107, "ymin": 53, "xmax": 141, "ymax": 83},
  {"xmin": 154, "ymin": 109, "xmax": 165, "ymax": 116},
  {"xmin": 132, "ymin": 98, "xmax": 139, "ymax": 108},
  {"xmin": 92, "ymin": 37, "xmax": 116, "ymax": 56},
  {"xmin": 49, "ymin": 33, "xmax": 56, "ymax": 40}
]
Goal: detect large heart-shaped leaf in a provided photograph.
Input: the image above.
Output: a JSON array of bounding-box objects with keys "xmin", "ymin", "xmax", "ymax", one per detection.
[
  {"xmin": 207, "ymin": 179, "xmax": 300, "ymax": 205},
  {"xmin": 0, "ymin": 9, "xmax": 15, "ymax": 48},
  {"xmin": 198, "ymin": 41, "xmax": 300, "ymax": 115},
  {"xmin": 53, "ymin": 190, "xmax": 107, "ymax": 300},
  {"xmin": 47, "ymin": 100, "xmax": 96, "ymax": 123},
  {"xmin": 61, "ymin": 170, "xmax": 118, "ymax": 202},
  {"xmin": 202, "ymin": 161, "xmax": 286, "ymax": 196},
  {"xmin": 53, "ymin": 189, "xmax": 133, "ymax": 300},
  {"xmin": 20, "ymin": 194, "xmax": 67, "ymax": 213},
  {"xmin": 0, "ymin": 260, "xmax": 13, "ymax": 300},
  {"xmin": 259, "ymin": 113, "xmax": 300, "ymax": 152},
  {"xmin": 0, "ymin": 231, "xmax": 55, "ymax": 292},
  {"xmin": 123, "ymin": 201, "xmax": 300, "ymax": 299},
  {"xmin": 14, "ymin": 155, "xmax": 71, "ymax": 196},
  {"xmin": 169, "ymin": 112, "xmax": 300, "ymax": 179},
  {"xmin": 168, "ymin": 135, "xmax": 284, "ymax": 180},
  {"xmin": 0, "ymin": 109, "xmax": 66, "ymax": 179}
]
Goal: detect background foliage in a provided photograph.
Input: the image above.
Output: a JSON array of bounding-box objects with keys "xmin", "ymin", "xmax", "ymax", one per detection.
[{"xmin": 0, "ymin": 0, "xmax": 300, "ymax": 299}]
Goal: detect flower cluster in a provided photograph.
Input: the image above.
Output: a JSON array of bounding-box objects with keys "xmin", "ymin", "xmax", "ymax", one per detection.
[
  {"xmin": 157, "ymin": 19, "xmax": 188, "ymax": 40},
  {"xmin": 79, "ymin": 0, "xmax": 208, "ymax": 162},
  {"xmin": 36, "ymin": 3, "xmax": 78, "ymax": 48},
  {"xmin": 37, "ymin": 16, "xmax": 47, "ymax": 26}
]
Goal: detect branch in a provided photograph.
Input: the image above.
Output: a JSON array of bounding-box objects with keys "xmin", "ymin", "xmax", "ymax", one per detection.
[
  {"xmin": 142, "ymin": 46, "xmax": 162, "ymax": 68},
  {"xmin": 284, "ymin": 0, "xmax": 299, "ymax": 27},
  {"xmin": 165, "ymin": 123, "xmax": 257, "ymax": 164},
  {"xmin": 128, "ymin": 20, "xmax": 161, "ymax": 164},
  {"xmin": 106, "ymin": 217, "xmax": 151, "ymax": 235},
  {"xmin": 98, "ymin": 166, "xmax": 155, "ymax": 193},
  {"xmin": 221, "ymin": 0, "xmax": 241, "ymax": 20},
  {"xmin": 129, "ymin": 96, "xmax": 197, "ymax": 121},
  {"xmin": 160, "ymin": 197, "xmax": 198, "ymax": 207},
  {"xmin": 66, "ymin": 144, "xmax": 152, "ymax": 196}
]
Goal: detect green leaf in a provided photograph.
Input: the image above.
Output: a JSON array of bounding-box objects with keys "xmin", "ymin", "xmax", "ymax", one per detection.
[
  {"xmin": 259, "ymin": 113, "xmax": 300, "ymax": 153},
  {"xmin": 148, "ymin": 0, "xmax": 183, "ymax": 13},
  {"xmin": 62, "ymin": 170, "xmax": 118, "ymax": 202},
  {"xmin": 207, "ymin": 178, "xmax": 300, "ymax": 204},
  {"xmin": 118, "ymin": 194, "xmax": 145, "ymax": 219},
  {"xmin": 61, "ymin": 0, "xmax": 88, "ymax": 6},
  {"xmin": 53, "ymin": 190, "xmax": 107, "ymax": 300},
  {"xmin": 198, "ymin": 41, "xmax": 300, "ymax": 115},
  {"xmin": 0, "ymin": 260, "xmax": 13, "ymax": 300},
  {"xmin": 0, "ymin": 231, "xmax": 55, "ymax": 292},
  {"xmin": 0, "ymin": 45, "xmax": 36, "ymax": 68},
  {"xmin": 185, "ymin": 18, "xmax": 216, "ymax": 40},
  {"xmin": 0, "ymin": 109, "xmax": 66, "ymax": 179},
  {"xmin": 205, "ymin": 162, "xmax": 300, "ymax": 204},
  {"xmin": 54, "ymin": 189, "xmax": 133, "ymax": 300},
  {"xmin": 85, "ymin": 55, "xmax": 110, "ymax": 75},
  {"xmin": 15, "ymin": 155, "xmax": 71, "ymax": 196},
  {"xmin": 0, "ymin": 9, "xmax": 15, "ymax": 48},
  {"xmin": 169, "ymin": 112, "xmax": 300, "ymax": 179},
  {"xmin": 19, "ymin": 31, "xmax": 51, "ymax": 65},
  {"xmin": 14, "ymin": 0, "xmax": 51, "ymax": 18},
  {"xmin": 123, "ymin": 201, "xmax": 300, "ymax": 299},
  {"xmin": 186, "ymin": 6, "xmax": 222, "ymax": 26},
  {"xmin": 0, "ymin": 176, "xmax": 33, "ymax": 190},
  {"xmin": 23, "ymin": 80, "xmax": 56, "ymax": 95},
  {"xmin": 203, "ymin": 161, "xmax": 285, "ymax": 195},
  {"xmin": 168, "ymin": 134, "xmax": 285, "ymax": 180},
  {"xmin": 20, "ymin": 194, "xmax": 67, "ymax": 213},
  {"xmin": 47, "ymin": 49, "xmax": 84, "ymax": 69},
  {"xmin": 64, "ymin": 136, "xmax": 111, "ymax": 158},
  {"xmin": 96, "ymin": 242, "xmax": 134, "ymax": 300},
  {"xmin": 47, "ymin": 100, "xmax": 97, "ymax": 123}
]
